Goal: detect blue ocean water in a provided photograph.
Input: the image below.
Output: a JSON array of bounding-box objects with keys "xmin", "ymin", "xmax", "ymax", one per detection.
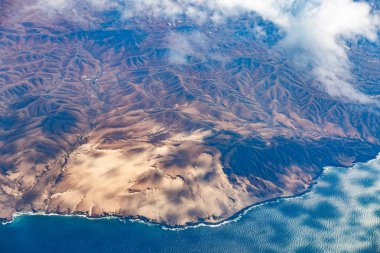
[{"xmin": 1, "ymin": 156, "xmax": 379, "ymax": 253}]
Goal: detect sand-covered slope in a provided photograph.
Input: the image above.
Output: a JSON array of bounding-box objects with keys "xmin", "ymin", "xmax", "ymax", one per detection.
[{"xmin": 47, "ymin": 130, "xmax": 256, "ymax": 225}]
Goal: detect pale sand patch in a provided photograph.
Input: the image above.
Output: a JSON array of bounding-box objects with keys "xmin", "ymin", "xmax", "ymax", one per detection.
[{"xmin": 48, "ymin": 130, "xmax": 255, "ymax": 225}]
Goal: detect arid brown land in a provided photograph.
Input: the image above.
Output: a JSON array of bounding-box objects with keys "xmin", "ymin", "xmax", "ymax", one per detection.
[{"xmin": 1, "ymin": 1, "xmax": 380, "ymax": 225}]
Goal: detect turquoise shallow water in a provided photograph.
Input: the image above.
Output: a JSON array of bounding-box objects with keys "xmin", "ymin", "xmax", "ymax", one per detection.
[{"xmin": 1, "ymin": 156, "xmax": 379, "ymax": 253}]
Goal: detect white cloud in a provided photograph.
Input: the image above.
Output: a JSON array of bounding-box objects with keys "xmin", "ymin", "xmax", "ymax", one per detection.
[
  {"xmin": 32, "ymin": 0, "xmax": 380, "ymax": 103},
  {"xmin": 205, "ymin": 0, "xmax": 379, "ymax": 103},
  {"xmin": 277, "ymin": 0, "xmax": 380, "ymax": 103},
  {"xmin": 37, "ymin": 0, "xmax": 72, "ymax": 10},
  {"xmin": 166, "ymin": 31, "xmax": 210, "ymax": 65}
]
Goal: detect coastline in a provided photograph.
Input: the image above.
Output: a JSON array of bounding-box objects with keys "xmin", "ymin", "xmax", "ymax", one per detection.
[
  {"xmin": 2, "ymin": 153, "xmax": 378, "ymax": 230},
  {"xmin": 0, "ymin": 166, "xmax": 331, "ymax": 230}
]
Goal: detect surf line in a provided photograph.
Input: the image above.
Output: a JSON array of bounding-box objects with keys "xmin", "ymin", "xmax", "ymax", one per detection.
[{"xmin": 1, "ymin": 162, "xmax": 362, "ymax": 231}]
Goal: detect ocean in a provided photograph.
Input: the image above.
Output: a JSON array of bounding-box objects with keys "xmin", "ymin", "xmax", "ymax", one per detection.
[{"xmin": 1, "ymin": 156, "xmax": 379, "ymax": 253}]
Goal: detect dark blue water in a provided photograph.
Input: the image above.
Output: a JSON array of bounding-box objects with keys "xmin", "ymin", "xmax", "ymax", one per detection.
[{"xmin": 1, "ymin": 156, "xmax": 379, "ymax": 253}]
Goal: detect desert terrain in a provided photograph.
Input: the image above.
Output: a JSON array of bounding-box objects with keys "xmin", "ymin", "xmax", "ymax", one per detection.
[{"xmin": 1, "ymin": 0, "xmax": 380, "ymax": 225}]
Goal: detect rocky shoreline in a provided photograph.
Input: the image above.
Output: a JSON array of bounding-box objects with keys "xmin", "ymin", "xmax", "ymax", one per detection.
[{"xmin": 0, "ymin": 163, "xmax": 340, "ymax": 228}]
